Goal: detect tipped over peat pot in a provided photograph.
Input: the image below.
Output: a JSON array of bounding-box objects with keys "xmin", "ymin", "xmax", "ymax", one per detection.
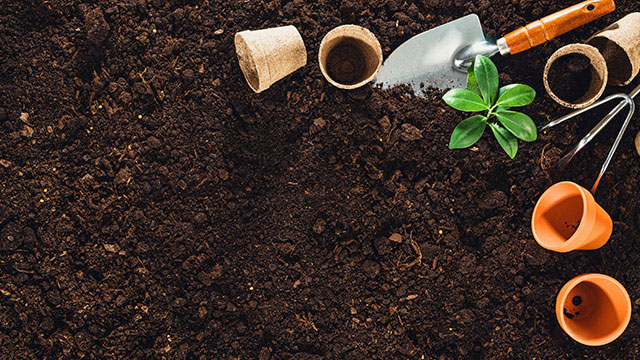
[
  {"xmin": 318, "ymin": 25, "xmax": 382, "ymax": 89},
  {"xmin": 588, "ymin": 12, "xmax": 640, "ymax": 86},
  {"xmin": 234, "ymin": 25, "xmax": 307, "ymax": 93},
  {"xmin": 531, "ymin": 181, "xmax": 612, "ymax": 252},
  {"xmin": 556, "ymin": 274, "xmax": 632, "ymax": 346}
]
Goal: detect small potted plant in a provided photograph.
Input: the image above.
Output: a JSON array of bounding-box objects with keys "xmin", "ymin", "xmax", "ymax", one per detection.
[{"xmin": 443, "ymin": 55, "xmax": 537, "ymax": 158}]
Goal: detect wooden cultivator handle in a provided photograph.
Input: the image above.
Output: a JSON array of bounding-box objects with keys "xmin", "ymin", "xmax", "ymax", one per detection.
[{"xmin": 503, "ymin": 0, "xmax": 615, "ymax": 55}]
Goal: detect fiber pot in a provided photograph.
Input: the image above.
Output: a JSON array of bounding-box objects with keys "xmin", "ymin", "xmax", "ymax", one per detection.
[
  {"xmin": 588, "ymin": 12, "xmax": 640, "ymax": 86},
  {"xmin": 543, "ymin": 43, "xmax": 608, "ymax": 109},
  {"xmin": 234, "ymin": 25, "xmax": 307, "ymax": 93},
  {"xmin": 318, "ymin": 25, "xmax": 382, "ymax": 89},
  {"xmin": 556, "ymin": 274, "xmax": 631, "ymax": 346},
  {"xmin": 531, "ymin": 181, "xmax": 612, "ymax": 252}
]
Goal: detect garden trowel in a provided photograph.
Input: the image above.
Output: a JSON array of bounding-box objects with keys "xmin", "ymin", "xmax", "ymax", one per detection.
[{"xmin": 375, "ymin": 0, "xmax": 615, "ymax": 96}]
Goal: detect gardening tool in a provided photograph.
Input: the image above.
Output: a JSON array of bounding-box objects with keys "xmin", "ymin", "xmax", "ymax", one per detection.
[
  {"xmin": 531, "ymin": 83, "xmax": 638, "ymax": 252},
  {"xmin": 376, "ymin": 0, "xmax": 616, "ymax": 96},
  {"xmin": 556, "ymin": 273, "xmax": 631, "ymax": 346}
]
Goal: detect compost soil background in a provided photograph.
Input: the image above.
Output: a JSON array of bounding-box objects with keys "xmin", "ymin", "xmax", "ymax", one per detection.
[{"xmin": 1, "ymin": 0, "xmax": 640, "ymax": 359}]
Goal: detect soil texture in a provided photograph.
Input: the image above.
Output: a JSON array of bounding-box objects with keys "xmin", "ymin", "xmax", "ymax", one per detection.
[
  {"xmin": 2, "ymin": 0, "xmax": 640, "ymax": 359},
  {"xmin": 548, "ymin": 53, "xmax": 593, "ymax": 102}
]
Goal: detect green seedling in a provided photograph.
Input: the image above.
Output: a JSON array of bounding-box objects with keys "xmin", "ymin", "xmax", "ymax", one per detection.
[{"xmin": 443, "ymin": 55, "xmax": 537, "ymax": 159}]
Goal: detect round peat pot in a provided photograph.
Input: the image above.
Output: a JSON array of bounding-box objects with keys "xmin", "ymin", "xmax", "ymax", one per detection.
[
  {"xmin": 543, "ymin": 44, "xmax": 608, "ymax": 109},
  {"xmin": 318, "ymin": 25, "xmax": 382, "ymax": 89},
  {"xmin": 556, "ymin": 274, "xmax": 631, "ymax": 346},
  {"xmin": 531, "ymin": 181, "xmax": 612, "ymax": 252}
]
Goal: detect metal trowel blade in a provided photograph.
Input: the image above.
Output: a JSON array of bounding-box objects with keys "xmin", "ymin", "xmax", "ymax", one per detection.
[{"xmin": 375, "ymin": 14, "xmax": 486, "ymax": 96}]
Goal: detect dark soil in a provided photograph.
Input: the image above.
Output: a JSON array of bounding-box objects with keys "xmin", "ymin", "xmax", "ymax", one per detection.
[
  {"xmin": 548, "ymin": 53, "xmax": 593, "ymax": 102},
  {"xmin": 1, "ymin": 0, "xmax": 640, "ymax": 359},
  {"xmin": 325, "ymin": 38, "xmax": 377, "ymax": 85}
]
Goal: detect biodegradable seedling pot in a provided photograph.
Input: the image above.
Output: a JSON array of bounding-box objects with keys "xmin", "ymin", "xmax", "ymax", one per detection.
[
  {"xmin": 532, "ymin": 181, "xmax": 612, "ymax": 252},
  {"xmin": 556, "ymin": 273, "xmax": 631, "ymax": 346},
  {"xmin": 318, "ymin": 25, "xmax": 382, "ymax": 89},
  {"xmin": 588, "ymin": 13, "xmax": 640, "ymax": 86},
  {"xmin": 234, "ymin": 25, "xmax": 307, "ymax": 93},
  {"xmin": 543, "ymin": 44, "xmax": 608, "ymax": 109}
]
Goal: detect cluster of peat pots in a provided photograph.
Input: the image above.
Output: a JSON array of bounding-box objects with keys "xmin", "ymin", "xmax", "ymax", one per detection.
[{"xmin": 234, "ymin": 0, "xmax": 640, "ymax": 347}]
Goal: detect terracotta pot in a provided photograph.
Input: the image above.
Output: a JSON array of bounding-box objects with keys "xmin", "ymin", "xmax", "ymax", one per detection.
[
  {"xmin": 531, "ymin": 181, "xmax": 612, "ymax": 252},
  {"xmin": 556, "ymin": 273, "xmax": 631, "ymax": 346},
  {"xmin": 318, "ymin": 25, "xmax": 382, "ymax": 89},
  {"xmin": 235, "ymin": 25, "xmax": 307, "ymax": 93}
]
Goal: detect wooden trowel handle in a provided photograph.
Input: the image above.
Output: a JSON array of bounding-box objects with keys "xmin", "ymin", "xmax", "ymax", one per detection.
[{"xmin": 502, "ymin": 0, "xmax": 615, "ymax": 55}]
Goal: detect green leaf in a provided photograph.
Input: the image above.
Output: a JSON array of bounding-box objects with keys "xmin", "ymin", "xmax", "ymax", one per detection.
[
  {"xmin": 495, "ymin": 110, "xmax": 537, "ymax": 142},
  {"xmin": 495, "ymin": 84, "xmax": 536, "ymax": 107},
  {"xmin": 449, "ymin": 115, "xmax": 486, "ymax": 149},
  {"xmin": 489, "ymin": 123, "xmax": 518, "ymax": 159},
  {"xmin": 495, "ymin": 85, "xmax": 518, "ymax": 112},
  {"xmin": 498, "ymin": 84, "xmax": 518, "ymax": 99},
  {"xmin": 474, "ymin": 55, "xmax": 499, "ymax": 105},
  {"xmin": 466, "ymin": 58, "xmax": 480, "ymax": 96},
  {"xmin": 443, "ymin": 89, "xmax": 489, "ymax": 112}
]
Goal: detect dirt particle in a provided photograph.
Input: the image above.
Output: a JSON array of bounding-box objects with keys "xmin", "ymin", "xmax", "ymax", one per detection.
[
  {"xmin": 478, "ymin": 190, "xmax": 507, "ymax": 210},
  {"xmin": 74, "ymin": 329, "xmax": 94, "ymax": 351},
  {"xmin": 80, "ymin": 174, "xmax": 94, "ymax": 182},
  {"xmin": 572, "ymin": 296, "xmax": 582, "ymax": 306},
  {"xmin": 182, "ymin": 69, "xmax": 195, "ymax": 82},
  {"xmin": 114, "ymin": 167, "xmax": 131, "ymax": 185},
  {"xmin": 85, "ymin": 7, "xmax": 110, "ymax": 45},
  {"xmin": 389, "ymin": 233, "xmax": 403, "ymax": 243},
  {"xmin": 564, "ymin": 308, "xmax": 575, "ymax": 319},
  {"xmin": 374, "ymin": 236, "xmax": 392, "ymax": 255},
  {"xmin": 400, "ymin": 123, "xmax": 423, "ymax": 141},
  {"xmin": 378, "ymin": 115, "xmax": 391, "ymax": 132},
  {"xmin": 20, "ymin": 125, "xmax": 34, "ymax": 138},
  {"xmin": 103, "ymin": 243, "xmax": 120, "ymax": 253},
  {"xmin": 313, "ymin": 219, "xmax": 326, "ymax": 234},
  {"xmin": 46, "ymin": 289, "xmax": 62, "ymax": 306},
  {"xmin": 362, "ymin": 259, "xmax": 380, "ymax": 278},
  {"xmin": 197, "ymin": 264, "xmax": 223, "ymax": 286},
  {"xmin": 313, "ymin": 117, "xmax": 326, "ymax": 127},
  {"xmin": 146, "ymin": 136, "xmax": 162, "ymax": 149},
  {"xmin": 194, "ymin": 212, "xmax": 208, "ymax": 224},
  {"xmin": 259, "ymin": 347, "xmax": 271, "ymax": 360}
]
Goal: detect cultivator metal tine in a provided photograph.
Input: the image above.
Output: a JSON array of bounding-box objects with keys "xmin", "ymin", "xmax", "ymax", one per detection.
[{"xmin": 540, "ymin": 83, "xmax": 640, "ymax": 193}]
